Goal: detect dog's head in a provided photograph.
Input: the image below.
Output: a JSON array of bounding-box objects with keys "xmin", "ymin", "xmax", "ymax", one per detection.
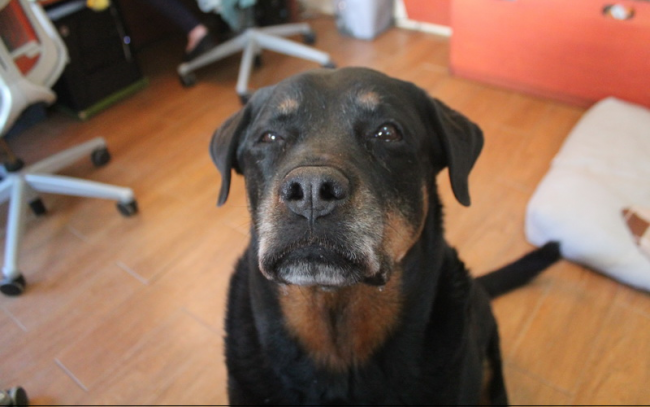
[{"xmin": 211, "ymin": 68, "xmax": 482, "ymax": 289}]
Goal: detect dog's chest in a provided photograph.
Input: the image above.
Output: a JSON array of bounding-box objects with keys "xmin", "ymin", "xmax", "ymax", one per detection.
[{"xmin": 278, "ymin": 278, "xmax": 402, "ymax": 371}]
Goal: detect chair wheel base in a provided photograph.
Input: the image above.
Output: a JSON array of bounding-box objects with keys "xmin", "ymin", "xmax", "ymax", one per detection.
[
  {"xmin": 254, "ymin": 54, "xmax": 263, "ymax": 68},
  {"xmin": 0, "ymin": 275, "xmax": 26, "ymax": 297},
  {"xmin": 117, "ymin": 200, "xmax": 138, "ymax": 217},
  {"xmin": 91, "ymin": 147, "xmax": 111, "ymax": 167},
  {"xmin": 303, "ymin": 31, "xmax": 316, "ymax": 45},
  {"xmin": 179, "ymin": 72, "xmax": 197, "ymax": 87},
  {"xmin": 3, "ymin": 159, "xmax": 25, "ymax": 173},
  {"xmin": 29, "ymin": 198, "xmax": 47, "ymax": 216},
  {"xmin": 239, "ymin": 93, "xmax": 252, "ymax": 105}
]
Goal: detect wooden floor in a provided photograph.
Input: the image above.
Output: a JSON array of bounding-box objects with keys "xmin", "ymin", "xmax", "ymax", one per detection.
[{"xmin": 2, "ymin": 17, "xmax": 649, "ymax": 405}]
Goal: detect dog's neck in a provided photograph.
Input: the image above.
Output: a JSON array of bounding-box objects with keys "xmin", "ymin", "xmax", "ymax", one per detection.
[
  {"xmin": 271, "ymin": 206, "xmax": 446, "ymax": 372},
  {"xmin": 277, "ymin": 269, "xmax": 403, "ymax": 372},
  {"xmin": 245, "ymin": 193, "xmax": 446, "ymax": 373}
]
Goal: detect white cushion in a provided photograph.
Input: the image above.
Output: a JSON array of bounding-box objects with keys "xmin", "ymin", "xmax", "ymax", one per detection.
[{"xmin": 526, "ymin": 97, "xmax": 650, "ymax": 291}]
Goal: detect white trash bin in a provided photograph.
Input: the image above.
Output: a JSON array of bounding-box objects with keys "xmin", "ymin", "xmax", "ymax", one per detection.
[{"xmin": 334, "ymin": 0, "xmax": 394, "ymax": 40}]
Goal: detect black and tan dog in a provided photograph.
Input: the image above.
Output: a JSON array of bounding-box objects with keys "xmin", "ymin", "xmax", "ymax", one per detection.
[{"xmin": 211, "ymin": 67, "xmax": 559, "ymax": 405}]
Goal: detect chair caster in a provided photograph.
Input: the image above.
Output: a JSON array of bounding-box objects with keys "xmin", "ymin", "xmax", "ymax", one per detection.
[
  {"xmin": 0, "ymin": 386, "xmax": 28, "ymax": 406},
  {"xmin": 254, "ymin": 54, "xmax": 263, "ymax": 68},
  {"xmin": 91, "ymin": 147, "xmax": 111, "ymax": 167},
  {"xmin": 117, "ymin": 200, "xmax": 138, "ymax": 217},
  {"xmin": 303, "ymin": 31, "xmax": 316, "ymax": 45},
  {"xmin": 322, "ymin": 61, "xmax": 336, "ymax": 69},
  {"xmin": 179, "ymin": 72, "xmax": 197, "ymax": 87},
  {"xmin": 29, "ymin": 198, "xmax": 47, "ymax": 216},
  {"xmin": 0, "ymin": 275, "xmax": 26, "ymax": 297},
  {"xmin": 3, "ymin": 159, "xmax": 25, "ymax": 173},
  {"xmin": 239, "ymin": 92, "xmax": 252, "ymax": 105}
]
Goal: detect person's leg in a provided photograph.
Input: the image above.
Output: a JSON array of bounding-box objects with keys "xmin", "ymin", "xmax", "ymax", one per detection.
[{"xmin": 186, "ymin": 24, "xmax": 208, "ymax": 52}]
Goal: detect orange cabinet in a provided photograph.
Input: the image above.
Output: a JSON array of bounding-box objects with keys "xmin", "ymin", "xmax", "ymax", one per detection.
[
  {"xmin": 450, "ymin": 0, "xmax": 650, "ymax": 107},
  {"xmin": 403, "ymin": 0, "xmax": 451, "ymax": 27}
]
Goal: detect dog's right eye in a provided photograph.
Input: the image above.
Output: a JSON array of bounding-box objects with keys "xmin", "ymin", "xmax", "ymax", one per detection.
[
  {"xmin": 258, "ymin": 132, "xmax": 283, "ymax": 143},
  {"xmin": 369, "ymin": 123, "xmax": 402, "ymax": 143}
]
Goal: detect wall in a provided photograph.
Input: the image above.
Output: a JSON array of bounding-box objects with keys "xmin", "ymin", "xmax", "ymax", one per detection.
[
  {"xmin": 300, "ymin": 0, "xmax": 336, "ymax": 15},
  {"xmin": 299, "ymin": 0, "xmax": 452, "ymax": 36}
]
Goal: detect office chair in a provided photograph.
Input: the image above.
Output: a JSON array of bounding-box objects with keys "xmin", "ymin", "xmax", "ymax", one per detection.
[
  {"xmin": 178, "ymin": 0, "xmax": 335, "ymax": 104},
  {"xmin": 0, "ymin": 0, "xmax": 138, "ymax": 296}
]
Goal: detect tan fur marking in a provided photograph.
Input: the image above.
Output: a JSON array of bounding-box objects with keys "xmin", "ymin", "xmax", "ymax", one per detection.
[
  {"xmin": 356, "ymin": 91, "xmax": 381, "ymax": 110},
  {"xmin": 279, "ymin": 270, "xmax": 402, "ymax": 371},
  {"xmin": 382, "ymin": 185, "xmax": 429, "ymax": 263},
  {"xmin": 278, "ymin": 97, "xmax": 300, "ymax": 115}
]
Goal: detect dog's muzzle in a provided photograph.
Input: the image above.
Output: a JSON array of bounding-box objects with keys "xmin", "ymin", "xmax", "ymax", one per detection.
[{"xmin": 257, "ymin": 166, "xmax": 385, "ymax": 288}]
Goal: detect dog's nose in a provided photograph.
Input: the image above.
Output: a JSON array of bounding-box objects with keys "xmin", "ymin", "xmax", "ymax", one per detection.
[{"xmin": 280, "ymin": 167, "xmax": 349, "ymax": 221}]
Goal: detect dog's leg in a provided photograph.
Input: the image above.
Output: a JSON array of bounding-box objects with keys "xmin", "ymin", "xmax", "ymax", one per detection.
[{"xmin": 484, "ymin": 330, "xmax": 508, "ymax": 405}]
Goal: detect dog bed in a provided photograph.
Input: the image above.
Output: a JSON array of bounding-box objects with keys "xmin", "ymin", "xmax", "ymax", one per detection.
[{"xmin": 526, "ymin": 97, "xmax": 650, "ymax": 291}]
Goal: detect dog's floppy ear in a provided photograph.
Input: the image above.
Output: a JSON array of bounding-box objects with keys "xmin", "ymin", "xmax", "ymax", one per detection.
[
  {"xmin": 209, "ymin": 105, "xmax": 253, "ymax": 207},
  {"xmin": 210, "ymin": 86, "xmax": 275, "ymax": 206},
  {"xmin": 427, "ymin": 98, "xmax": 484, "ymax": 206},
  {"xmin": 211, "ymin": 86, "xmax": 279, "ymax": 206}
]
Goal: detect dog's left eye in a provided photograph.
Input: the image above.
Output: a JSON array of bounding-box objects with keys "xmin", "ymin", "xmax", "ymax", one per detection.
[
  {"xmin": 259, "ymin": 132, "xmax": 283, "ymax": 143},
  {"xmin": 370, "ymin": 124, "xmax": 402, "ymax": 142}
]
